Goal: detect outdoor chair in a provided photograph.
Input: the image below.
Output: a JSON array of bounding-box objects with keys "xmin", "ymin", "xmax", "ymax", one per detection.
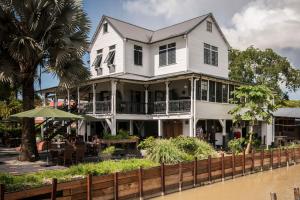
[
  {"xmin": 60, "ymin": 146, "xmax": 74, "ymax": 166},
  {"xmin": 74, "ymin": 145, "xmax": 86, "ymax": 164}
]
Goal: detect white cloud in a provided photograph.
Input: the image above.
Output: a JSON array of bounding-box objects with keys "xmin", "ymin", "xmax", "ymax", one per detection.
[{"xmin": 223, "ymin": 0, "xmax": 300, "ymax": 49}]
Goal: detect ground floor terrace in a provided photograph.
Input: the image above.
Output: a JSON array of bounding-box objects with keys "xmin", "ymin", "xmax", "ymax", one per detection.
[{"xmin": 40, "ymin": 73, "xmax": 274, "ymax": 147}]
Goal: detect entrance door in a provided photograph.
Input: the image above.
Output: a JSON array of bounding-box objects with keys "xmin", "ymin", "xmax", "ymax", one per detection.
[{"xmin": 163, "ymin": 120, "xmax": 183, "ymax": 138}]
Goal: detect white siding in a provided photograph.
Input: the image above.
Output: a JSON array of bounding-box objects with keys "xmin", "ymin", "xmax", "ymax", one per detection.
[
  {"xmin": 125, "ymin": 40, "xmax": 153, "ymax": 76},
  {"xmin": 151, "ymin": 36, "xmax": 188, "ymax": 76},
  {"xmin": 188, "ymin": 16, "xmax": 229, "ymax": 78},
  {"xmin": 195, "ymin": 101, "xmax": 235, "ymax": 120},
  {"xmin": 89, "ymin": 20, "xmax": 124, "ymax": 78}
]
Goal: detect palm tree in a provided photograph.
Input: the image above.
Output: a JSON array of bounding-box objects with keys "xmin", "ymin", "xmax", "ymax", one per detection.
[{"xmin": 0, "ymin": 0, "xmax": 90, "ymax": 161}]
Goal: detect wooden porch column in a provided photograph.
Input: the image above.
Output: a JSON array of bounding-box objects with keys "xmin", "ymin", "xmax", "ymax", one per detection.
[
  {"xmin": 77, "ymin": 87, "xmax": 80, "ymax": 114},
  {"xmin": 219, "ymin": 119, "xmax": 226, "ymax": 147},
  {"xmin": 165, "ymin": 81, "xmax": 169, "ymax": 115},
  {"xmin": 129, "ymin": 120, "xmax": 134, "ymax": 135},
  {"xmin": 92, "ymin": 83, "xmax": 96, "ymax": 114},
  {"xmin": 145, "ymin": 85, "xmax": 149, "ymax": 114},
  {"xmin": 189, "ymin": 78, "xmax": 194, "ymax": 137},
  {"xmin": 111, "ymin": 80, "xmax": 117, "ymax": 136},
  {"xmin": 54, "ymin": 92, "xmax": 58, "ymax": 109},
  {"xmin": 193, "ymin": 79, "xmax": 199, "ymax": 137},
  {"xmin": 42, "ymin": 93, "xmax": 47, "ymax": 107},
  {"xmin": 158, "ymin": 119, "xmax": 163, "ymax": 137}
]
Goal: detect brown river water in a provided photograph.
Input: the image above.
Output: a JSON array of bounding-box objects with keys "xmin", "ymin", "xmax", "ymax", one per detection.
[{"xmin": 154, "ymin": 164, "xmax": 300, "ymax": 200}]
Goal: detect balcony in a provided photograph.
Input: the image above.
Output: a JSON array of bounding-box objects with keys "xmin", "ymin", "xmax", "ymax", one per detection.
[
  {"xmin": 117, "ymin": 101, "xmax": 146, "ymax": 114},
  {"xmin": 79, "ymin": 101, "xmax": 111, "ymax": 114},
  {"xmin": 169, "ymin": 99, "xmax": 191, "ymax": 113}
]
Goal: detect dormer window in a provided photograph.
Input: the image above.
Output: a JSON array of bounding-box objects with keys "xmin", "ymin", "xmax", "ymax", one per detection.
[
  {"xmin": 93, "ymin": 49, "xmax": 102, "ymax": 68},
  {"xmin": 103, "ymin": 23, "xmax": 108, "ymax": 33},
  {"xmin": 206, "ymin": 21, "xmax": 212, "ymax": 32},
  {"xmin": 159, "ymin": 43, "xmax": 176, "ymax": 66}
]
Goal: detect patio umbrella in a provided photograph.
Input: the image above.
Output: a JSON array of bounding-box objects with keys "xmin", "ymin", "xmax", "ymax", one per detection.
[
  {"xmin": 10, "ymin": 107, "xmax": 83, "ymax": 119},
  {"xmin": 10, "ymin": 107, "xmax": 83, "ymax": 166}
]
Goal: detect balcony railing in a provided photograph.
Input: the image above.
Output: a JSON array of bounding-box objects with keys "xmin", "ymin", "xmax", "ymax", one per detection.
[
  {"xmin": 153, "ymin": 101, "xmax": 166, "ymax": 114},
  {"xmin": 79, "ymin": 101, "xmax": 111, "ymax": 114},
  {"xmin": 169, "ymin": 99, "xmax": 191, "ymax": 113},
  {"xmin": 117, "ymin": 101, "xmax": 146, "ymax": 114}
]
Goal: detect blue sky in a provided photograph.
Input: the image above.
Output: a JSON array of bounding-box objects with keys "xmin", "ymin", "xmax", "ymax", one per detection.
[{"xmin": 38, "ymin": 0, "xmax": 300, "ymax": 99}]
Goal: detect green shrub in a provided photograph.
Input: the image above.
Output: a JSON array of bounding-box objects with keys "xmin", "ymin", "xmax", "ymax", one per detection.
[
  {"xmin": 194, "ymin": 139, "xmax": 218, "ymax": 159},
  {"xmin": 138, "ymin": 136, "xmax": 155, "ymax": 151},
  {"xmin": 101, "ymin": 146, "xmax": 115, "ymax": 155},
  {"xmin": 228, "ymin": 138, "xmax": 245, "ymax": 154},
  {"xmin": 171, "ymin": 136, "xmax": 199, "ymax": 155},
  {"xmin": 146, "ymin": 139, "xmax": 189, "ymax": 164},
  {"xmin": 0, "ymin": 159, "xmax": 158, "ymax": 192}
]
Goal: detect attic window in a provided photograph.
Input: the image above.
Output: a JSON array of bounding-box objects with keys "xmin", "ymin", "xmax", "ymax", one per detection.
[
  {"xmin": 103, "ymin": 23, "xmax": 108, "ymax": 33},
  {"xmin": 207, "ymin": 21, "xmax": 212, "ymax": 32}
]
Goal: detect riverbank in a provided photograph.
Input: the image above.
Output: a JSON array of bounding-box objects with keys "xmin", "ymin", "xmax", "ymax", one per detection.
[{"xmin": 154, "ymin": 164, "xmax": 300, "ymax": 200}]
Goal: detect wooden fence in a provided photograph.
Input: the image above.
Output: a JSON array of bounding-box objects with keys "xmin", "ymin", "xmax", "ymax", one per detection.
[{"xmin": 2, "ymin": 147, "xmax": 300, "ymax": 200}]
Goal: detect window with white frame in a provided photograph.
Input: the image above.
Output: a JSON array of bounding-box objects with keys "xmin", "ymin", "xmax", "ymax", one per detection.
[
  {"xmin": 134, "ymin": 45, "xmax": 143, "ymax": 66},
  {"xmin": 96, "ymin": 68, "xmax": 103, "ymax": 76},
  {"xmin": 209, "ymin": 80, "xmax": 216, "ymax": 102},
  {"xmin": 201, "ymin": 79, "xmax": 208, "ymax": 101},
  {"xmin": 222, "ymin": 84, "xmax": 228, "ymax": 103},
  {"xmin": 93, "ymin": 49, "xmax": 103, "ymax": 68},
  {"xmin": 159, "ymin": 43, "xmax": 176, "ymax": 66},
  {"xmin": 206, "ymin": 21, "xmax": 212, "ymax": 32},
  {"xmin": 204, "ymin": 43, "xmax": 218, "ymax": 66},
  {"xmin": 216, "ymin": 82, "xmax": 222, "ymax": 103},
  {"xmin": 104, "ymin": 45, "xmax": 115, "ymax": 66}
]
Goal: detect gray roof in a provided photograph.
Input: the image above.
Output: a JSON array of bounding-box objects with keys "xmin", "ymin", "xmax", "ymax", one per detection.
[
  {"xmin": 90, "ymin": 13, "xmax": 230, "ymax": 48},
  {"xmin": 273, "ymin": 108, "xmax": 300, "ymax": 118}
]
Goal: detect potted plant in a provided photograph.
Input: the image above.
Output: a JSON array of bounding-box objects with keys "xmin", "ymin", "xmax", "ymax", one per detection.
[
  {"xmin": 138, "ymin": 136, "xmax": 155, "ymax": 157},
  {"xmin": 99, "ymin": 146, "xmax": 115, "ymax": 161}
]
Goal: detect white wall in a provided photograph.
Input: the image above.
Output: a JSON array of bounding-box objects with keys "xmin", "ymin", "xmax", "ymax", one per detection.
[
  {"xmin": 125, "ymin": 40, "xmax": 153, "ymax": 76},
  {"xmin": 151, "ymin": 36, "xmax": 188, "ymax": 76},
  {"xmin": 195, "ymin": 101, "xmax": 235, "ymax": 120},
  {"xmin": 182, "ymin": 119, "xmax": 190, "ymax": 136},
  {"xmin": 188, "ymin": 16, "xmax": 229, "ymax": 78},
  {"xmin": 261, "ymin": 121, "xmax": 274, "ymax": 147},
  {"xmin": 89, "ymin": 20, "xmax": 124, "ymax": 78}
]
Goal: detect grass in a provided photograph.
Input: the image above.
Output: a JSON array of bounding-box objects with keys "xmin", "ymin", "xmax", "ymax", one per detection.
[{"xmin": 0, "ymin": 159, "xmax": 158, "ymax": 192}]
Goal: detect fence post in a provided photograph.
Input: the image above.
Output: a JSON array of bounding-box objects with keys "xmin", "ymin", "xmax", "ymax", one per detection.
[
  {"xmin": 193, "ymin": 157, "xmax": 197, "ymax": 187},
  {"xmin": 278, "ymin": 148, "xmax": 281, "ymax": 167},
  {"xmin": 208, "ymin": 155, "xmax": 212, "ymax": 183},
  {"xmin": 139, "ymin": 167, "xmax": 143, "ymax": 200},
  {"xmin": 86, "ymin": 174, "xmax": 92, "ymax": 200},
  {"xmin": 0, "ymin": 184, "xmax": 4, "ymax": 200},
  {"xmin": 179, "ymin": 163, "xmax": 183, "ymax": 191},
  {"xmin": 293, "ymin": 147, "xmax": 296, "ymax": 165},
  {"xmin": 221, "ymin": 153, "xmax": 225, "ymax": 181},
  {"xmin": 251, "ymin": 150, "xmax": 255, "ymax": 172},
  {"xmin": 270, "ymin": 149, "xmax": 273, "ymax": 170},
  {"xmin": 114, "ymin": 172, "xmax": 118, "ymax": 200},
  {"xmin": 161, "ymin": 163, "xmax": 165, "ymax": 195},
  {"xmin": 261, "ymin": 149, "xmax": 264, "ymax": 171},
  {"xmin": 232, "ymin": 154, "xmax": 235, "ymax": 179},
  {"xmin": 294, "ymin": 188, "xmax": 300, "ymax": 200},
  {"xmin": 270, "ymin": 192, "xmax": 277, "ymax": 200},
  {"xmin": 242, "ymin": 150, "xmax": 246, "ymax": 175},
  {"xmin": 51, "ymin": 178, "xmax": 57, "ymax": 200}
]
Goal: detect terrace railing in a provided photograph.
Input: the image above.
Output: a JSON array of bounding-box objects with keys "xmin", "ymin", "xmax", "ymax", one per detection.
[
  {"xmin": 79, "ymin": 101, "xmax": 111, "ymax": 114},
  {"xmin": 169, "ymin": 99, "xmax": 191, "ymax": 113},
  {"xmin": 153, "ymin": 101, "xmax": 166, "ymax": 114},
  {"xmin": 116, "ymin": 101, "xmax": 146, "ymax": 114}
]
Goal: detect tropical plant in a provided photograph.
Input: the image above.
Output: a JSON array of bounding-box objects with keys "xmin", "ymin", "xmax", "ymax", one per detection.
[
  {"xmin": 229, "ymin": 85, "xmax": 277, "ymax": 153},
  {"xmin": 227, "ymin": 138, "xmax": 245, "ymax": 154},
  {"xmin": 0, "ymin": 0, "xmax": 90, "ymax": 161},
  {"xmin": 101, "ymin": 146, "xmax": 116, "ymax": 155},
  {"xmin": 146, "ymin": 139, "xmax": 188, "ymax": 164},
  {"xmin": 138, "ymin": 136, "xmax": 155, "ymax": 151}
]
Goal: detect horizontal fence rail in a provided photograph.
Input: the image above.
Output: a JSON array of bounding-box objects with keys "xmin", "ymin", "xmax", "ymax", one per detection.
[{"xmin": 3, "ymin": 147, "xmax": 300, "ymax": 200}]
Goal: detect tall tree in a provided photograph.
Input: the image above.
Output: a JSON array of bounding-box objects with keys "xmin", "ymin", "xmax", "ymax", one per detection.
[
  {"xmin": 0, "ymin": 0, "xmax": 90, "ymax": 161},
  {"xmin": 229, "ymin": 85, "xmax": 276, "ymax": 154},
  {"xmin": 229, "ymin": 47, "xmax": 300, "ymax": 99}
]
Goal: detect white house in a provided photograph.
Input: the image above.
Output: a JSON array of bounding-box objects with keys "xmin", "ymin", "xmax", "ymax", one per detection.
[{"xmin": 41, "ymin": 13, "xmax": 274, "ymax": 147}]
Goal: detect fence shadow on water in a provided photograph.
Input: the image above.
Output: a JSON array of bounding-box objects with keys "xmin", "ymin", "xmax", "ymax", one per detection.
[{"xmin": 2, "ymin": 147, "xmax": 300, "ymax": 200}]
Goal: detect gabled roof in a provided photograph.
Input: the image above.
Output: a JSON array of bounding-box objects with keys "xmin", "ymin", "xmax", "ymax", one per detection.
[{"xmin": 89, "ymin": 13, "xmax": 230, "ymax": 49}]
